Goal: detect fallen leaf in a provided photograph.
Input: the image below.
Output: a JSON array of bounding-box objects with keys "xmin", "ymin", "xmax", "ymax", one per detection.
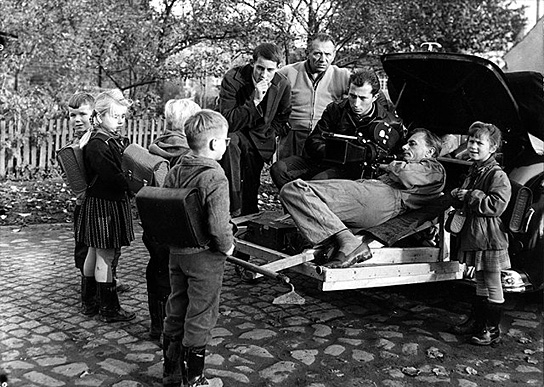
[
  {"xmin": 526, "ymin": 357, "xmax": 538, "ymax": 364},
  {"xmin": 426, "ymin": 347, "xmax": 444, "ymax": 359},
  {"xmin": 401, "ymin": 366, "xmax": 421, "ymax": 376},
  {"xmin": 465, "ymin": 366, "xmax": 478, "ymax": 375}
]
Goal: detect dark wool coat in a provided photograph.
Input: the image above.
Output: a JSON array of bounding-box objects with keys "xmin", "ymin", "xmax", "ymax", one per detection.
[{"xmin": 219, "ymin": 64, "xmax": 291, "ymax": 161}]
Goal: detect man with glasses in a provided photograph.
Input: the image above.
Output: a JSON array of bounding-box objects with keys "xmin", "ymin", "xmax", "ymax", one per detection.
[
  {"xmin": 271, "ymin": 69, "xmax": 401, "ymax": 189},
  {"xmin": 219, "ymin": 42, "xmax": 291, "ymax": 216},
  {"xmin": 276, "ymin": 33, "xmax": 350, "ymax": 160}
]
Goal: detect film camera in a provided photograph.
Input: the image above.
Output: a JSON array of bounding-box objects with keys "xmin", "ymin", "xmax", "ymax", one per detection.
[{"xmin": 322, "ymin": 120, "xmax": 403, "ymax": 168}]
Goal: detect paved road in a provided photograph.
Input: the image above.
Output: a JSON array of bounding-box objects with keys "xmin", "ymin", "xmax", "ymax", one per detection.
[{"xmin": 1, "ymin": 223, "xmax": 542, "ymax": 387}]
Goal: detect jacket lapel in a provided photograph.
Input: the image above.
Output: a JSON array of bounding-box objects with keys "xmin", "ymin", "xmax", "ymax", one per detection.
[{"xmin": 264, "ymin": 78, "xmax": 280, "ymax": 124}]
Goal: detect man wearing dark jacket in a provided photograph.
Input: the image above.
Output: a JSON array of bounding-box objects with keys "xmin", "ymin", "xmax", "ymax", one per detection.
[
  {"xmin": 219, "ymin": 43, "xmax": 291, "ymax": 216},
  {"xmin": 271, "ymin": 69, "xmax": 401, "ymax": 189}
]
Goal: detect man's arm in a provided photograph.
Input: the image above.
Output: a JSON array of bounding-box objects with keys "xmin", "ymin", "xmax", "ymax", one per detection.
[
  {"xmin": 218, "ymin": 71, "xmax": 262, "ymax": 133},
  {"xmin": 304, "ymin": 102, "xmax": 336, "ymax": 161}
]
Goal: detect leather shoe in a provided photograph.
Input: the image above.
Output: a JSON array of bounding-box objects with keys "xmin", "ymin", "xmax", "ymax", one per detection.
[{"xmin": 325, "ymin": 241, "xmax": 372, "ymax": 268}]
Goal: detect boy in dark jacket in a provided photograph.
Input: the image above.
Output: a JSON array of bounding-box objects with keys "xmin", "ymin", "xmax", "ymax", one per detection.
[
  {"xmin": 162, "ymin": 110, "xmax": 234, "ymax": 387},
  {"xmin": 144, "ymin": 99, "xmax": 201, "ymax": 341}
]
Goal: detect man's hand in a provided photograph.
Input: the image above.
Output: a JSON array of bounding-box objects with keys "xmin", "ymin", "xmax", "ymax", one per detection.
[{"xmin": 253, "ymin": 79, "xmax": 270, "ymax": 106}]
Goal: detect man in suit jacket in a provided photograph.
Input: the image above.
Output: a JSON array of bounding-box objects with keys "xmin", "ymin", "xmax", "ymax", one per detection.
[{"xmin": 219, "ymin": 43, "xmax": 291, "ymax": 216}]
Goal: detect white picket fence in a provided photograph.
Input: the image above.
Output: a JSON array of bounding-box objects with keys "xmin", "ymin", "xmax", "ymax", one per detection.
[{"xmin": 0, "ymin": 118, "xmax": 166, "ymax": 178}]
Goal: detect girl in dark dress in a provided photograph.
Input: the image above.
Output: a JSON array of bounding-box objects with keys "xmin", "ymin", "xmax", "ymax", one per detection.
[{"xmin": 76, "ymin": 89, "xmax": 135, "ymax": 323}]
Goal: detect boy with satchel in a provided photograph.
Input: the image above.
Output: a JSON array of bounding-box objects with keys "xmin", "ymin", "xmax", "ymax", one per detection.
[
  {"xmin": 143, "ymin": 99, "xmax": 201, "ymax": 342},
  {"xmin": 449, "ymin": 121, "xmax": 512, "ymax": 346},
  {"xmin": 161, "ymin": 110, "xmax": 234, "ymax": 387}
]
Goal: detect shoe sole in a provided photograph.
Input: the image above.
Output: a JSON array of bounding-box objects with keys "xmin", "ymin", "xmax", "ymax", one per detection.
[{"xmin": 328, "ymin": 243, "xmax": 373, "ymax": 268}]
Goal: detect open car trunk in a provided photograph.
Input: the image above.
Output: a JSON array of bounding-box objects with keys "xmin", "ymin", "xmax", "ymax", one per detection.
[{"xmin": 381, "ymin": 52, "xmax": 544, "ymax": 171}]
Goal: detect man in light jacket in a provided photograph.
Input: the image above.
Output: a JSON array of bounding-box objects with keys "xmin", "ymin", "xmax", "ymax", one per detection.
[{"xmin": 277, "ymin": 33, "xmax": 350, "ymax": 159}]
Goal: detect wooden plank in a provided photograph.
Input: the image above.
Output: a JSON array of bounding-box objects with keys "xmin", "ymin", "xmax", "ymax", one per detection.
[
  {"xmin": 251, "ymin": 251, "xmax": 315, "ymax": 279},
  {"xmin": 0, "ymin": 120, "xmax": 5, "ymax": 177},
  {"xmin": 55, "ymin": 119, "xmax": 61, "ymax": 152},
  {"xmin": 148, "ymin": 120, "xmax": 156, "ymax": 147},
  {"xmin": 320, "ymin": 270, "xmax": 464, "ymax": 291},
  {"xmin": 30, "ymin": 127, "xmax": 37, "ymax": 170},
  {"xmin": 319, "ymin": 261, "xmax": 462, "ymax": 283},
  {"xmin": 46, "ymin": 130, "xmax": 54, "ymax": 171},
  {"xmin": 357, "ymin": 246, "xmax": 440, "ymax": 264},
  {"xmin": 65, "ymin": 118, "xmax": 73, "ymax": 142},
  {"xmin": 234, "ymin": 237, "xmax": 291, "ymax": 262},
  {"xmin": 137, "ymin": 119, "xmax": 145, "ymax": 146},
  {"xmin": 6, "ymin": 120, "xmax": 15, "ymax": 172},
  {"xmin": 59, "ymin": 119, "xmax": 67, "ymax": 148},
  {"xmin": 22, "ymin": 122, "xmax": 31, "ymax": 167}
]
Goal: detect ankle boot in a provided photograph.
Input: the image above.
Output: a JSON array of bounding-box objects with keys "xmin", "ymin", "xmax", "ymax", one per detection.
[
  {"xmin": 451, "ymin": 296, "xmax": 486, "ymax": 334},
  {"xmin": 163, "ymin": 337, "xmax": 187, "ymax": 387},
  {"xmin": 187, "ymin": 346, "xmax": 222, "ymax": 386},
  {"xmin": 471, "ymin": 302, "xmax": 502, "ymax": 346},
  {"xmin": 97, "ymin": 282, "xmax": 135, "ymax": 323},
  {"xmin": 81, "ymin": 276, "xmax": 98, "ymax": 316}
]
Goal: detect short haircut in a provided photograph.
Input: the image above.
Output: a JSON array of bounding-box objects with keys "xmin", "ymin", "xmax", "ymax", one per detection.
[
  {"xmin": 185, "ymin": 110, "xmax": 228, "ymax": 151},
  {"xmin": 68, "ymin": 92, "xmax": 94, "ymax": 109},
  {"xmin": 308, "ymin": 33, "xmax": 336, "ymax": 49},
  {"xmin": 468, "ymin": 121, "xmax": 502, "ymax": 149},
  {"xmin": 350, "ymin": 69, "xmax": 380, "ymax": 95},
  {"xmin": 411, "ymin": 128, "xmax": 442, "ymax": 158},
  {"xmin": 94, "ymin": 89, "xmax": 132, "ymax": 118},
  {"xmin": 164, "ymin": 99, "xmax": 201, "ymax": 132},
  {"xmin": 252, "ymin": 43, "xmax": 282, "ymax": 65}
]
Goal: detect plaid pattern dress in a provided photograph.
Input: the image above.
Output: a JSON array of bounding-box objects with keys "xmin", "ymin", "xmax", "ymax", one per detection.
[
  {"xmin": 457, "ymin": 249, "xmax": 511, "ymax": 273},
  {"xmin": 76, "ymin": 194, "xmax": 134, "ymax": 249},
  {"xmin": 74, "ymin": 129, "xmax": 134, "ymax": 249}
]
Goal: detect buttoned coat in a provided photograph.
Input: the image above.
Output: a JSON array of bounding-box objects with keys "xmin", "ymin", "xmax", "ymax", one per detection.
[{"xmin": 219, "ymin": 64, "xmax": 291, "ymax": 161}]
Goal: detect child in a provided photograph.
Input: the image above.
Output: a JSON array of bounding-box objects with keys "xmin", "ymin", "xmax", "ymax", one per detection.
[
  {"xmin": 162, "ymin": 110, "xmax": 234, "ymax": 387},
  {"xmin": 450, "ymin": 121, "xmax": 512, "ymax": 345},
  {"xmin": 75, "ymin": 89, "xmax": 136, "ymax": 323},
  {"xmin": 144, "ymin": 98, "xmax": 201, "ymax": 341},
  {"xmin": 66, "ymin": 92, "xmax": 94, "ymax": 276}
]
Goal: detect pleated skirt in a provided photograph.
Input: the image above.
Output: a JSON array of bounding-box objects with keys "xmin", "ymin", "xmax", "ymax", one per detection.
[
  {"xmin": 75, "ymin": 195, "xmax": 134, "ymax": 249},
  {"xmin": 457, "ymin": 249, "xmax": 511, "ymax": 273}
]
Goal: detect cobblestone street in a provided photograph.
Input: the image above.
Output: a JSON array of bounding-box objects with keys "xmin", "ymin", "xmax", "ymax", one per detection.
[{"xmin": 1, "ymin": 223, "xmax": 543, "ymax": 387}]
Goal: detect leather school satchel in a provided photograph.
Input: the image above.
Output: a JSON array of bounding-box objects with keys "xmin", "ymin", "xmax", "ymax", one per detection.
[
  {"xmin": 135, "ymin": 186, "xmax": 209, "ymax": 248},
  {"xmin": 56, "ymin": 142, "xmax": 88, "ymax": 196},
  {"xmin": 122, "ymin": 143, "xmax": 169, "ymax": 193},
  {"xmin": 55, "ymin": 131, "xmax": 101, "ymax": 195}
]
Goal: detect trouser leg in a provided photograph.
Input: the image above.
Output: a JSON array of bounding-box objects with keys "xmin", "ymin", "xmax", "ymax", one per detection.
[
  {"xmin": 163, "ymin": 336, "xmax": 187, "ymax": 387},
  {"xmin": 280, "ymin": 179, "xmax": 401, "ymax": 245},
  {"xmin": 219, "ymin": 133, "xmax": 243, "ymax": 215}
]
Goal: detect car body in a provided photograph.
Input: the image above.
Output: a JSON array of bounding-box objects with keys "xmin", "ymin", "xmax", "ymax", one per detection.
[{"xmin": 381, "ymin": 52, "xmax": 544, "ymax": 292}]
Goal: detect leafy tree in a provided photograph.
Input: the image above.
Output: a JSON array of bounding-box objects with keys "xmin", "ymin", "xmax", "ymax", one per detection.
[{"xmin": 0, "ymin": 0, "xmax": 527, "ymax": 124}]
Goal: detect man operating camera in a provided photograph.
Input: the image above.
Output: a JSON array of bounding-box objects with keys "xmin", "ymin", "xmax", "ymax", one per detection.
[{"xmin": 270, "ymin": 69, "xmax": 402, "ymax": 189}]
